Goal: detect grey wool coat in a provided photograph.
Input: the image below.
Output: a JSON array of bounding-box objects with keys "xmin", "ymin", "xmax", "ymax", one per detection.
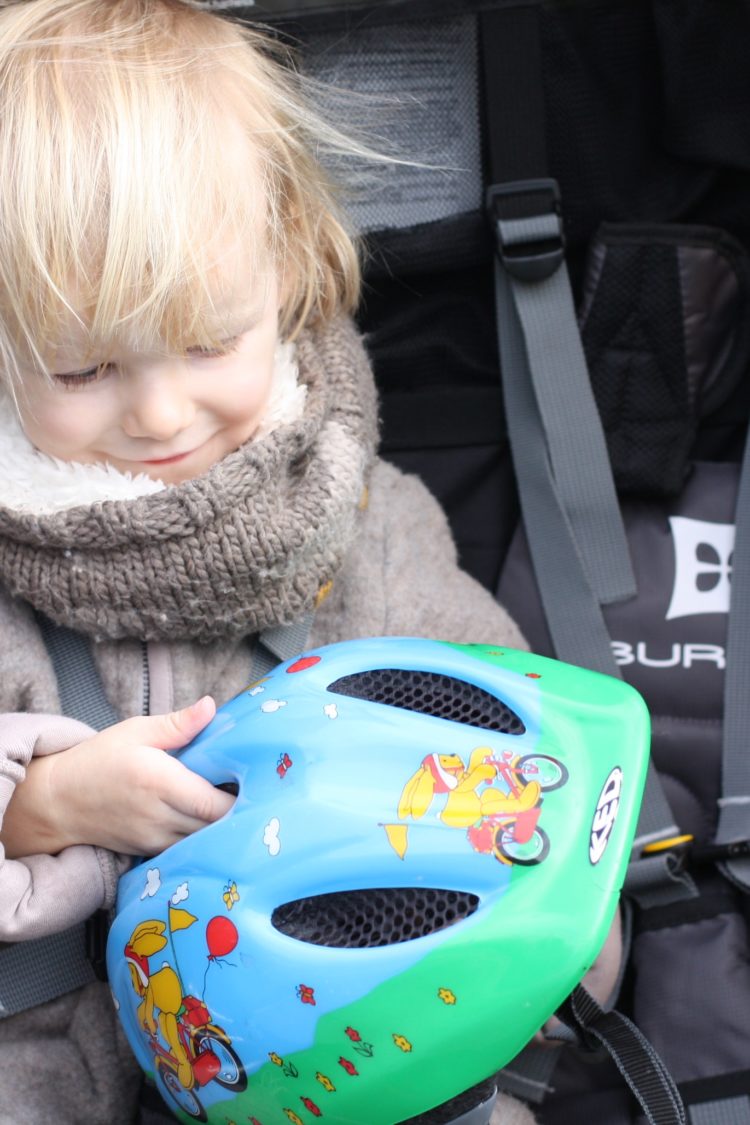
[{"xmin": 0, "ymin": 318, "xmax": 533, "ymax": 1125}]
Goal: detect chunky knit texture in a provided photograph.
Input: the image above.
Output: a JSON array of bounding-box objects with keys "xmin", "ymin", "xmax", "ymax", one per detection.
[{"xmin": 0, "ymin": 319, "xmax": 377, "ymax": 642}]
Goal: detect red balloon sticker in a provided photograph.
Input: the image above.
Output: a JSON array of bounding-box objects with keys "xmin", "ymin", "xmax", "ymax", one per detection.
[
  {"xmin": 206, "ymin": 915, "xmax": 238, "ymax": 960},
  {"xmin": 286, "ymin": 655, "xmax": 321, "ymax": 674}
]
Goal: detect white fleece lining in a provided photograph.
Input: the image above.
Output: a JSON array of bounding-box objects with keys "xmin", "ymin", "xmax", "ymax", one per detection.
[{"xmin": 0, "ymin": 342, "xmax": 305, "ymax": 515}]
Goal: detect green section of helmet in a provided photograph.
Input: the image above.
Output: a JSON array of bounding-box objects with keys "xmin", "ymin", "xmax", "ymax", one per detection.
[{"xmin": 183, "ymin": 645, "xmax": 649, "ymax": 1125}]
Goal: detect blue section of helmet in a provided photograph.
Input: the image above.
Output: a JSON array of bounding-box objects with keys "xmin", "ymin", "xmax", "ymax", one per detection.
[{"xmin": 110, "ymin": 638, "xmax": 548, "ymax": 1107}]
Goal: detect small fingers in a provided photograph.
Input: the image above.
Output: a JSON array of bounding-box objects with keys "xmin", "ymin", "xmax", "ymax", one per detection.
[
  {"xmin": 158, "ymin": 760, "xmax": 236, "ymax": 830},
  {"xmin": 103, "ymin": 696, "xmax": 217, "ymax": 754}
]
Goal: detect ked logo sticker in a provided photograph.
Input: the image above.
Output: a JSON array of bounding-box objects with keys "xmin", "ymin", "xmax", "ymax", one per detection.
[{"xmin": 589, "ymin": 767, "xmax": 623, "ymax": 865}]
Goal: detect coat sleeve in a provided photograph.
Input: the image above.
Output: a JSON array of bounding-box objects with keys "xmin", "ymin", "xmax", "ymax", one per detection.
[
  {"xmin": 0, "ymin": 713, "xmax": 128, "ymax": 940},
  {"xmin": 312, "ymin": 458, "xmax": 528, "ymax": 648}
]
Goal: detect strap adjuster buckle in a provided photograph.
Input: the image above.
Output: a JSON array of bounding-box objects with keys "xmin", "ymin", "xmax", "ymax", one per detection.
[
  {"xmin": 85, "ymin": 909, "xmax": 110, "ymax": 983},
  {"xmin": 486, "ymin": 178, "xmax": 565, "ymax": 282}
]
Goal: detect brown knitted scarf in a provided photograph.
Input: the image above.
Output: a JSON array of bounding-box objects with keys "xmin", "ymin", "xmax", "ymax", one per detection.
[{"xmin": 0, "ymin": 318, "xmax": 378, "ymax": 642}]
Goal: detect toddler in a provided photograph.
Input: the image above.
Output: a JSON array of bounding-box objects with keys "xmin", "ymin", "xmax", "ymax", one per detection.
[{"xmin": 0, "ymin": 2, "xmax": 533, "ymax": 1123}]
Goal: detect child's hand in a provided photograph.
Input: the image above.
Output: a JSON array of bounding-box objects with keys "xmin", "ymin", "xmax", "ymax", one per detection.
[{"xmin": 6, "ymin": 698, "xmax": 235, "ymax": 858}]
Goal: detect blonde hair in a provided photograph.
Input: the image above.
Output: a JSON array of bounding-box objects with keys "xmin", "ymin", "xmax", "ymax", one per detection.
[{"xmin": 0, "ymin": 0, "xmax": 361, "ymax": 385}]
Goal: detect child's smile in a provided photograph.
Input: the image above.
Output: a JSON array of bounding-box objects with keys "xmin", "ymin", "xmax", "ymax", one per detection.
[{"xmin": 15, "ymin": 280, "xmax": 282, "ymax": 486}]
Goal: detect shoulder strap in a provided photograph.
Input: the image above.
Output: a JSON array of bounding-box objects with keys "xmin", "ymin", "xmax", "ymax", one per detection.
[
  {"xmin": 0, "ymin": 613, "xmax": 314, "ymax": 1019},
  {"xmin": 0, "ymin": 616, "xmax": 116, "ymax": 1020},
  {"xmin": 36, "ymin": 614, "xmax": 121, "ymax": 729},
  {"xmin": 713, "ymin": 424, "xmax": 750, "ymax": 890},
  {"xmin": 555, "ymin": 986, "xmax": 686, "ymax": 1125},
  {"xmin": 481, "ymin": 1, "xmax": 695, "ymax": 910},
  {"xmin": 250, "ymin": 612, "xmax": 316, "ymax": 679}
]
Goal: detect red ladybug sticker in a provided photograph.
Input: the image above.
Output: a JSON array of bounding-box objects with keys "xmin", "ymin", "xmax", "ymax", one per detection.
[{"xmin": 287, "ymin": 655, "xmax": 321, "ymax": 674}]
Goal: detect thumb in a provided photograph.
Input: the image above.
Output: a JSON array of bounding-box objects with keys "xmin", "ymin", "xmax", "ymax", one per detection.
[{"xmin": 145, "ymin": 696, "xmax": 217, "ymax": 752}]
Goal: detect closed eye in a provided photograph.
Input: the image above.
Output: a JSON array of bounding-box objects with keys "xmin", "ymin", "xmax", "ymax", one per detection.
[
  {"xmin": 53, "ymin": 363, "xmax": 113, "ymax": 388},
  {"xmin": 186, "ymin": 336, "xmax": 241, "ymax": 360}
]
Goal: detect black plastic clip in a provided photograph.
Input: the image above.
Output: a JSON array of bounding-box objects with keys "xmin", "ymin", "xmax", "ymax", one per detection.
[
  {"xmin": 642, "ymin": 832, "xmax": 750, "ymax": 867},
  {"xmin": 486, "ymin": 178, "xmax": 565, "ymax": 283},
  {"xmin": 85, "ymin": 908, "xmax": 111, "ymax": 983}
]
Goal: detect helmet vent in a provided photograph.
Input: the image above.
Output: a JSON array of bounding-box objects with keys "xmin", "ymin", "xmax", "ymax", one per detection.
[
  {"xmin": 396, "ymin": 1077, "xmax": 498, "ymax": 1125},
  {"xmin": 327, "ymin": 669, "xmax": 525, "ymax": 734},
  {"xmin": 272, "ymin": 887, "xmax": 479, "ymax": 948}
]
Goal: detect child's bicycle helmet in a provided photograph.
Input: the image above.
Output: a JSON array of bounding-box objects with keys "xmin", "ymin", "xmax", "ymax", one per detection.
[{"xmin": 108, "ymin": 638, "xmax": 650, "ymax": 1125}]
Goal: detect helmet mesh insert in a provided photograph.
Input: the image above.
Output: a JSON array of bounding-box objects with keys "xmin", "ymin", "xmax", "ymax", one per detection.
[
  {"xmin": 327, "ymin": 668, "xmax": 525, "ymax": 734},
  {"xmin": 272, "ymin": 887, "xmax": 479, "ymax": 947},
  {"xmin": 396, "ymin": 1077, "xmax": 498, "ymax": 1125}
]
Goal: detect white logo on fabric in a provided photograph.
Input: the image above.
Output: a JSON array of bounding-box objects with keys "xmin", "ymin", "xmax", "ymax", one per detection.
[{"xmin": 666, "ymin": 516, "xmax": 734, "ymax": 621}]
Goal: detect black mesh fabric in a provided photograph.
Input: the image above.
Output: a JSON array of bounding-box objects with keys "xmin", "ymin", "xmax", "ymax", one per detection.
[
  {"xmin": 272, "ymin": 887, "xmax": 479, "ymax": 948},
  {"xmin": 396, "ymin": 1077, "xmax": 498, "ymax": 1125},
  {"xmin": 327, "ymin": 668, "xmax": 525, "ymax": 734},
  {"xmin": 581, "ymin": 225, "xmax": 750, "ymax": 497},
  {"xmin": 581, "ymin": 235, "xmax": 688, "ymax": 496}
]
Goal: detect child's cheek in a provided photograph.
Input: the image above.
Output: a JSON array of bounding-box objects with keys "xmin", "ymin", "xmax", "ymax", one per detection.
[{"xmin": 18, "ymin": 389, "xmax": 111, "ymax": 460}]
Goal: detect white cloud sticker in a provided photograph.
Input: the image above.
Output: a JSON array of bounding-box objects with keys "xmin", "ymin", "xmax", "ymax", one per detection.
[
  {"xmin": 323, "ymin": 703, "xmax": 338, "ymax": 720},
  {"xmin": 263, "ymin": 816, "xmax": 281, "ymax": 857},
  {"xmin": 261, "ymin": 699, "xmax": 287, "ymax": 714},
  {"xmin": 140, "ymin": 868, "xmax": 161, "ymax": 899},
  {"xmin": 171, "ymin": 882, "xmax": 189, "ymax": 905}
]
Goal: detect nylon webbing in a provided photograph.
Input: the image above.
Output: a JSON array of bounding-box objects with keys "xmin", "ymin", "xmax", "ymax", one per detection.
[
  {"xmin": 495, "ymin": 215, "xmax": 635, "ymax": 606},
  {"xmin": 250, "ymin": 612, "xmax": 315, "ymax": 679},
  {"xmin": 715, "ymin": 423, "xmax": 750, "ymax": 890},
  {"xmin": 496, "ymin": 1044, "xmax": 559, "ymax": 1104},
  {"xmin": 482, "ymin": 2, "xmax": 694, "ymax": 909},
  {"xmin": 1, "ymin": 614, "xmax": 314, "ymax": 1019},
  {"xmin": 37, "ymin": 614, "xmax": 121, "ymax": 730},
  {"xmin": 481, "ymin": 4, "xmax": 633, "ymax": 604},
  {"xmin": 491, "ymin": 254, "xmax": 694, "ymax": 904},
  {"xmin": 492, "ymin": 259, "xmax": 633, "ymax": 669},
  {"xmin": 0, "ymin": 618, "xmax": 116, "ymax": 1019},
  {"xmin": 557, "ymin": 987, "xmax": 686, "ymax": 1125}
]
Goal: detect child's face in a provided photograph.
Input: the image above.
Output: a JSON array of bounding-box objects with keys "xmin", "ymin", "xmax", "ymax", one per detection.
[{"xmin": 15, "ymin": 277, "xmax": 282, "ymax": 486}]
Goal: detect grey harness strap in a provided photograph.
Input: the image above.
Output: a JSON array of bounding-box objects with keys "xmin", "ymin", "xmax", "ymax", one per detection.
[
  {"xmin": 0, "ymin": 614, "xmax": 313, "ymax": 1020},
  {"xmin": 490, "ymin": 228, "xmax": 697, "ymax": 909},
  {"xmin": 250, "ymin": 612, "xmax": 316, "ymax": 680},
  {"xmin": 0, "ymin": 615, "xmax": 117, "ymax": 1020},
  {"xmin": 480, "ymin": 3, "xmax": 694, "ymax": 911},
  {"xmin": 714, "ymin": 423, "xmax": 750, "ymax": 891}
]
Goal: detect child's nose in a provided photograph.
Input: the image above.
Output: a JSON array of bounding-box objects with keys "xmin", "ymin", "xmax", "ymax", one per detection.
[{"xmin": 121, "ymin": 366, "xmax": 195, "ymax": 440}]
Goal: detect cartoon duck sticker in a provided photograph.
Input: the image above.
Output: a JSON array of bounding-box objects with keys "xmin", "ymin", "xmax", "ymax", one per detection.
[
  {"xmin": 124, "ymin": 915, "xmax": 198, "ymax": 1088},
  {"xmin": 399, "ymin": 748, "xmax": 541, "ymax": 828},
  {"xmin": 385, "ymin": 746, "xmax": 568, "ymax": 866},
  {"xmin": 122, "ymin": 892, "xmax": 246, "ymax": 1117}
]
